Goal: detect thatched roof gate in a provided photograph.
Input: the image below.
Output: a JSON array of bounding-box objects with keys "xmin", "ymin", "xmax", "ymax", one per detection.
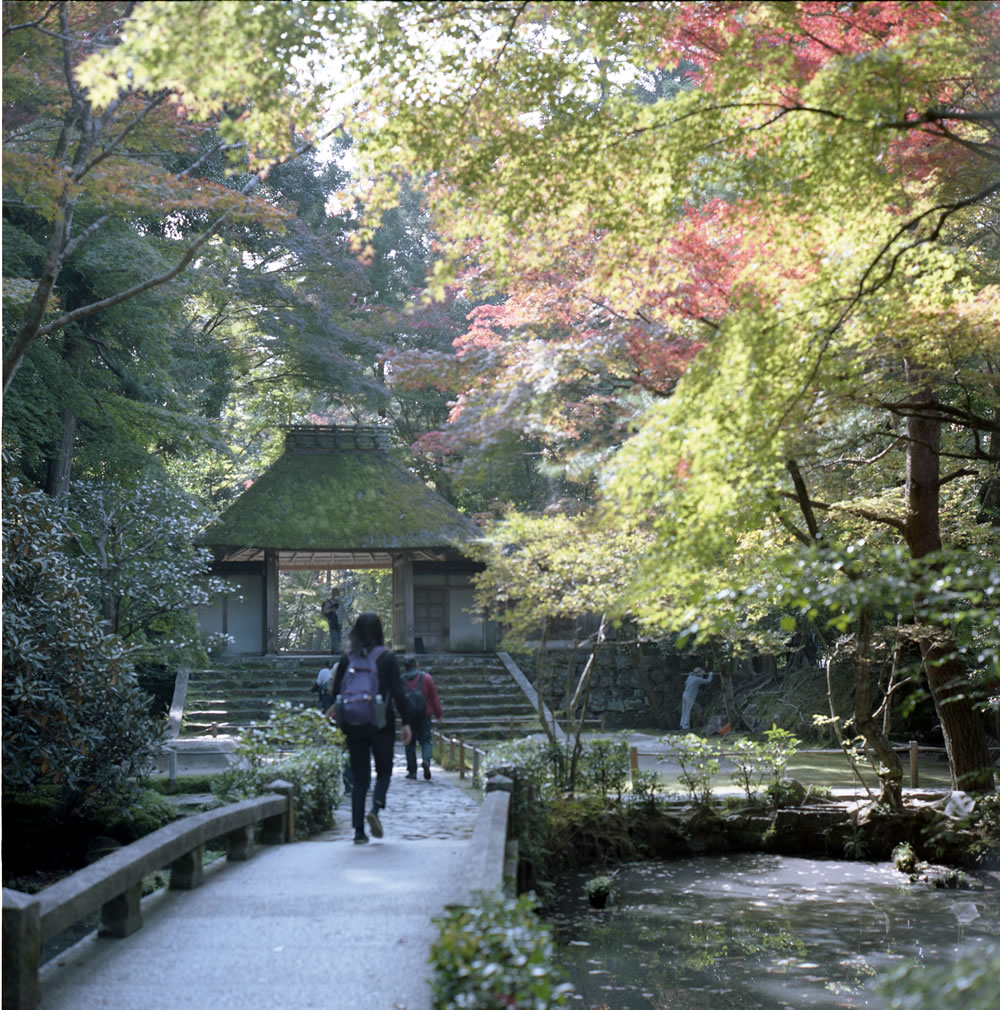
[{"xmin": 200, "ymin": 425, "xmax": 485, "ymax": 653}]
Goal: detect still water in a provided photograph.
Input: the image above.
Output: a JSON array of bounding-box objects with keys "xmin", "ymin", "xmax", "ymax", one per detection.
[{"xmin": 552, "ymin": 854, "xmax": 1000, "ymax": 1009}]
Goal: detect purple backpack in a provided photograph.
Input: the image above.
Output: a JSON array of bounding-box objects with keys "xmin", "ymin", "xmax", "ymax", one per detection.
[{"xmin": 336, "ymin": 646, "xmax": 386, "ymax": 728}]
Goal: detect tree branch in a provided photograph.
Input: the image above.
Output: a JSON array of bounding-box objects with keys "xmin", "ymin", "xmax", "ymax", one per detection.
[
  {"xmin": 61, "ymin": 214, "xmax": 111, "ymax": 260},
  {"xmin": 775, "ymin": 510, "xmax": 815, "ymax": 547},
  {"xmin": 178, "ymin": 140, "xmax": 247, "ymax": 179},
  {"xmin": 938, "ymin": 467, "xmax": 978, "ymax": 487},
  {"xmin": 78, "ymin": 91, "xmax": 171, "ymax": 180},
  {"xmin": 821, "ymin": 437, "xmax": 904, "ymax": 468},
  {"xmin": 786, "ymin": 458, "xmax": 821, "ymax": 541},
  {"xmin": 779, "ymin": 491, "xmax": 908, "ymax": 534},
  {"xmin": 2, "ymin": 1, "xmax": 60, "ymax": 36}
]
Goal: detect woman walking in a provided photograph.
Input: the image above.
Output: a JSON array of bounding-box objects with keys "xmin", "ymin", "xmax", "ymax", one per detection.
[{"xmin": 330, "ymin": 612, "xmax": 412, "ymax": 843}]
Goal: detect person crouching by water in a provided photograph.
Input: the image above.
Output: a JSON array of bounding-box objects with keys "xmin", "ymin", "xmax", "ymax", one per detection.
[{"xmin": 329, "ymin": 612, "xmax": 412, "ymax": 844}]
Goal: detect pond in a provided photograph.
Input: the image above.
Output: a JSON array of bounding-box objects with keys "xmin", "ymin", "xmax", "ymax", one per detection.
[{"xmin": 552, "ymin": 854, "xmax": 1000, "ymax": 1009}]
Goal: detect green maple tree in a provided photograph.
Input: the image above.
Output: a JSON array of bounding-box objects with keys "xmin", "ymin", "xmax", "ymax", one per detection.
[{"xmin": 69, "ymin": 1, "xmax": 1000, "ymax": 793}]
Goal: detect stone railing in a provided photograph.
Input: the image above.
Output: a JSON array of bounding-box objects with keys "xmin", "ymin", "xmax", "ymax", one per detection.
[
  {"xmin": 452, "ymin": 774, "xmax": 513, "ymax": 906},
  {"xmin": 427, "ymin": 724, "xmax": 514, "ymax": 903},
  {"xmin": 2, "ymin": 781, "xmax": 294, "ymax": 1010}
]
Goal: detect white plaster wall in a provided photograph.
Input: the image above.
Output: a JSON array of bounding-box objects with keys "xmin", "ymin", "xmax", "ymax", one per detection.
[
  {"xmin": 227, "ymin": 577, "xmax": 264, "ymax": 652},
  {"xmin": 449, "ymin": 586, "xmax": 484, "ymax": 651},
  {"xmin": 198, "ymin": 576, "xmax": 264, "ymax": 654}
]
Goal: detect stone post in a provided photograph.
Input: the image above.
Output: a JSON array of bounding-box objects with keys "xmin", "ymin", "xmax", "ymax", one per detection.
[
  {"xmin": 100, "ymin": 881, "xmax": 143, "ymax": 938},
  {"xmin": 3, "ymin": 888, "xmax": 41, "ymax": 1010},
  {"xmin": 227, "ymin": 824, "xmax": 256, "ymax": 861},
  {"xmin": 262, "ymin": 779, "xmax": 295, "ymax": 843},
  {"xmin": 170, "ymin": 844, "xmax": 205, "ymax": 890}
]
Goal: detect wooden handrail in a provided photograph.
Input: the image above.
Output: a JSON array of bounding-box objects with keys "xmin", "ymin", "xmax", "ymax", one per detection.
[
  {"xmin": 433, "ymin": 729, "xmax": 488, "ymax": 781},
  {"xmin": 2, "ymin": 782, "xmax": 295, "ymax": 1010}
]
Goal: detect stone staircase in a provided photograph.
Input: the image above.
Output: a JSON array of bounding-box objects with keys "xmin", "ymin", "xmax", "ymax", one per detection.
[{"xmin": 180, "ymin": 653, "xmax": 546, "ymax": 745}]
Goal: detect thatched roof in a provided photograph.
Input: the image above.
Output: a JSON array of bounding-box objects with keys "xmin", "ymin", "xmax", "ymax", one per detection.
[{"xmin": 203, "ymin": 426, "xmax": 480, "ymax": 568}]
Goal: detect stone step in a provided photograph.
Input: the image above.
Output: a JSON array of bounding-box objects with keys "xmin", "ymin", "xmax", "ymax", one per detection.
[
  {"xmin": 179, "ymin": 652, "xmax": 543, "ymax": 745},
  {"xmin": 183, "ymin": 678, "xmax": 532, "ymax": 697}
]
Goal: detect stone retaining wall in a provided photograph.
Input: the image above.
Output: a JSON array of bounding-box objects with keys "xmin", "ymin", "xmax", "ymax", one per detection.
[{"xmin": 509, "ymin": 641, "xmax": 689, "ymax": 730}]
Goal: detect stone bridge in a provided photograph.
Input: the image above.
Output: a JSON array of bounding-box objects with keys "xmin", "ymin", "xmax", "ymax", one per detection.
[{"xmin": 4, "ymin": 750, "xmax": 513, "ymax": 1010}]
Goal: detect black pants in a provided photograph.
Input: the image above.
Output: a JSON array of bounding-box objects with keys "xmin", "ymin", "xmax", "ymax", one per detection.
[{"xmin": 346, "ymin": 727, "xmax": 395, "ymax": 835}]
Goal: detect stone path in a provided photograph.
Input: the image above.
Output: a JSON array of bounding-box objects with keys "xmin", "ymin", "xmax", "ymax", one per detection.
[{"xmin": 39, "ymin": 747, "xmax": 483, "ymax": 1010}]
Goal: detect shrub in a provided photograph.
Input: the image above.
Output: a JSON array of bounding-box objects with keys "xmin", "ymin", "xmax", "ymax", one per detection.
[
  {"xmin": 877, "ymin": 941, "xmax": 1000, "ymax": 1009},
  {"xmin": 2, "ymin": 464, "xmax": 164, "ymax": 816},
  {"xmin": 484, "ymin": 737, "xmax": 569, "ymax": 800},
  {"xmin": 430, "ymin": 891, "xmax": 573, "ymax": 1009},
  {"xmin": 728, "ymin": 737, "xmax": 769, "ymax": 801},
  {"xmin": 212, "ymin": 703, "xmax": 345, "ymax": 837},
  {"xmin": 630, "ymin": 768, "xmax": 661, "ymax": 810},
  {"xmin": 761, "ymin": 725, "xmax": 800, "ymax": 785},
  {"xmin": 578, "ymin": 735, "xmax": 630, "ymax": 800},
  {"xmin": 892, "ymin": 841, "xmax": 920, "ymax": 876},
  {"xmin": 148, "ymin": 774, "xmax": 221, "ymax": 795},
  {"xmin": 667, "ymin": 734, "xmax": 720, "ymax": 805},
  {"xmin": 483, "ymin": 738, "xmax": 563, "ymax": 894},
  {"xmin": 103, "ymin": 788, "xmax": 178, "ymax": 841},
  {"xmin": 66, "ymin": 476, "xmax": 228, "ymax": 668}
]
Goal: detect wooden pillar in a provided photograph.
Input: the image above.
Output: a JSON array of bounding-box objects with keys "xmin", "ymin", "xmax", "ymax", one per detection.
[
  {"xmin": 392, "ymin": 553, "xmax": 415, "ymax": 652},
  {"xmin": 264, "ymin": 549, "xmax": 279, "ymax": 654}
]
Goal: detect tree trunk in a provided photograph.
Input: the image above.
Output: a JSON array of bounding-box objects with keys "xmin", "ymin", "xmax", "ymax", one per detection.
[
  {"xmin": 711, "ymin": 642, "xmax": 743, "ymax": 731},
  {"xmin": 720, "ymin": 662, "xmax": 742, "ymax": 731},
  {"xmin": 44, "ymin": 339, "xmax": 86, "ymax": 496},
  {"xmin": 45, "ymin": 406, "xmax": 78, "ymax": 497},
  {"xmin": 853, "ymin": 608, "xmax": 903, "ymax": 809},
  {"xmin": 905, "ymin": 383, "xmax": 994, "ymax": 790},
  {"xmin": 567, "ymin": 615, "xmax": 607, "ymax": 792},
  {"xmin": 534, "ymin": 617, "xmax": 557, "ymax": 743},
  {"xmin": 977, "ymin": 361, "xmax": 1000, "ymax": 524}
]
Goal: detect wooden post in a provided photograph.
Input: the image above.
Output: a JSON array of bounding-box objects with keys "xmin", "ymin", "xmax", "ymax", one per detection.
[
  {"xmin": 459, "ymin": 740, "xmax": 466, "ymax": 779},
  {"xmin": 449, "ymin": 736, "xmax": 456, "ymax": 765},
  {"xmin": 264, "ymin": 548, "xmax": 279, "ymax": 654},
  {"xmin": 630, "ymin": 746, "xmax": 639, "ymax": 783},
  {"xmin": 473, "ymin": 748, "xmax": 480, "ymax": 783},
  {"xmin": 909, "ymin": 740, "xmax": 919, "ymax": 788}
]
